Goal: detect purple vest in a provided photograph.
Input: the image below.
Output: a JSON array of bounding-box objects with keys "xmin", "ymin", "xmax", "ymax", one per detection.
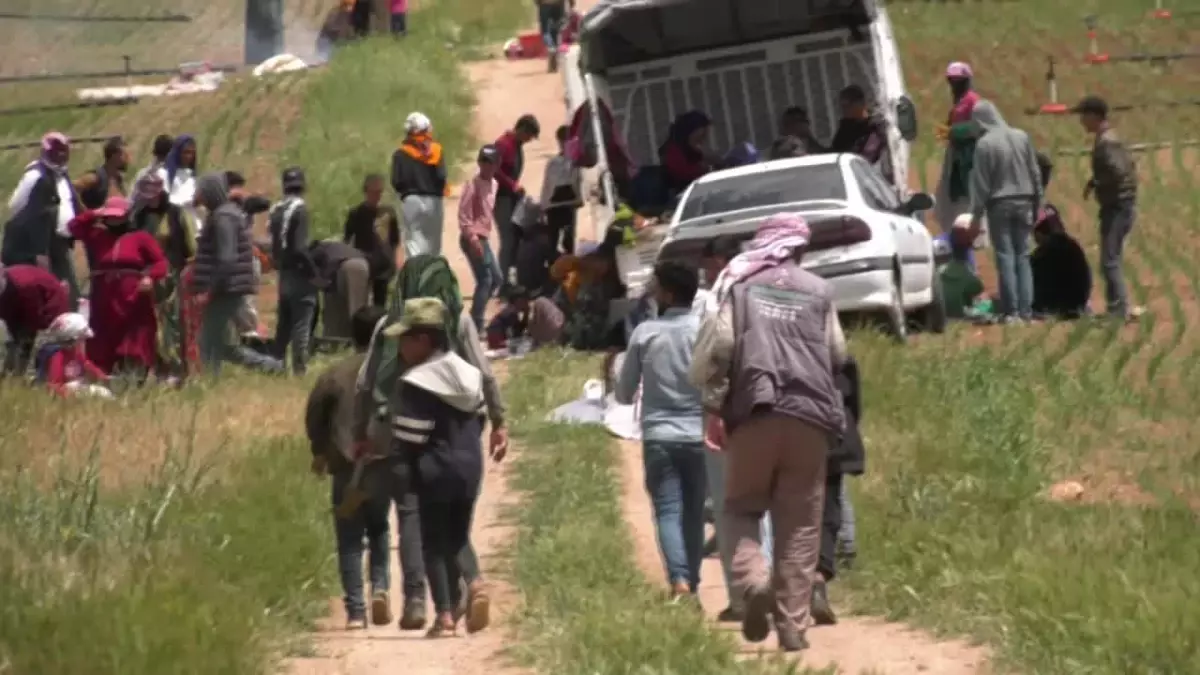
[{"xmin": 721, "ymin": 264, "xmax": 845, "ymax": 436}]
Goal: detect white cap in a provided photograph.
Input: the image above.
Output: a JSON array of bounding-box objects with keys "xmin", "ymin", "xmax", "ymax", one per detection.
[
  {"xmin": 404, "ymin": 112, "xmax": 432, "ymax": 134},
  {"xmin": 952, "ymin": 214, "xmax": 973, "ymax": 230}
]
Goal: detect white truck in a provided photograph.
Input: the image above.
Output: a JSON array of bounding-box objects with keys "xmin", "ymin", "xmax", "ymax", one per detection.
[{"xmin": 563, "ymin": 0, "xmax": 919, "ymax": 297}]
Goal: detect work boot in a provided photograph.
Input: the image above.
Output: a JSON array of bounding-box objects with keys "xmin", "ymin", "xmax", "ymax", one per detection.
[
  {"xmin": 398, "ymin": 597, "xmax": 427, "ymax": 630},
  {"xmin": 810, "ymin": 581, "xmax": 837, "ymax": 626},
  {"xmin": 741, "ymin": 585, "xmax": 774, "ymax": 643},
  {"xmin": 716, "ymin": 605, "xmax": 744, "ymax": 623},
  {"xmin": 465, "ymin": 580, "xmax": 492, "ymax": 634},
  {"xmin": 370, "ymin": 589, "xmax": 393, "ymax": 626},
  {"xmin": 775, "ymin": 620, "xmax": 810, "ymax": 653}
]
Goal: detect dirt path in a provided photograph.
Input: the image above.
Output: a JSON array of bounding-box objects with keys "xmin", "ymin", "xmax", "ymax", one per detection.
[
  {"xmin": 282, "ymin": 28, "xmax": 573, "ymax": 675},
  {"xmin": 616, "ymin": 439, "xmax": 992, "ymax": 674}
]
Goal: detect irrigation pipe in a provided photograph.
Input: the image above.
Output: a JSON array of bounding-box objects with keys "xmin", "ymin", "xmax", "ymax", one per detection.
[
  {"xmin": 0, "ymin": 136, "xmax": 114, "ymax": 152},
  {"xmin": 0, "ymin": 12, "xmax": 191, "ymax": 22},
  {"xmin": 0, "ymin": 98, "xmax": 139, "ymax": 118},
  {"xmin": 0, "ymin": 64, "xmax": 239, "ymax": 85},
  {"xmin": 1054, "ymin": 140, "xmax": 1200, "ymax": 156}
]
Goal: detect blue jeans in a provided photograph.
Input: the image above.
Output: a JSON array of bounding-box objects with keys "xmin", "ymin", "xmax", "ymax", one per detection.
[
  {"xmin": 332, "ymin": 465, "xmax": 391, "ymax": 618},
  {"xmin": 274, "ymin": 275, "xmax": 317, "ymax": 375},
  {"xmin": 390, "ymin": 11, "xmax": 407, "ymax": 35},
  {"xmin": 199, "ymin": 293, "xmax": 284, "ymax": 376},
  {"xmin": 644, "ymin": 441, "xmax": 708, "ymax": 591},
  {"xmin": 705, "ymin": 450, "xmax": 772, "ymax": 608},
  {"xmin": 986, "ymin": 200, "xmax": 1036, "ymax": 319},
  {"xmin": 839, "ymin": 481, "xmax": 856, "ymax": 554},
  {"xmin": 537, "ymin": 4, "xmax": 565, "ymax": 51},
  {"xmin": 1099, "ymin": 200, "xmax": 1136, "ymax": 316},
  {"xmin": 460, "ymin": 235, "xmax": 502, "ymax": 331}
]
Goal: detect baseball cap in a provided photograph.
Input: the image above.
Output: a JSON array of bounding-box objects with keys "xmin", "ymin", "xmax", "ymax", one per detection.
[
  {"xmin": 946, "ymin": 61, "xmax": 973, "ymax": 79},
  {"xmin": 1071, "ymin": 95, "xmax": 1109, "ymax": 117},
  {"xmin": 382, "ymin": 297, "xmax": 447, "ymax": 338},
  {"xmin": 281, "ymin": 166, "xmax": 306, "ymax": 191},
  {"xmin": 477, "ymin": 144, "xmax": 499, "ymax": 164}
]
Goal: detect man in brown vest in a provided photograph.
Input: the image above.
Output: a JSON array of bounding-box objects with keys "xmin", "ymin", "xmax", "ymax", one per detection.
[{"xmin": 690, "ymin": 212, "xmax": 847, "ymax": 652}]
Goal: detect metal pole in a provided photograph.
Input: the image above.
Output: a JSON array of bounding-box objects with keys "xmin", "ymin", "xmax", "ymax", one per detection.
[{"xmin": 583, "ymin": 73, "xmax": 618, "ymax": 221}]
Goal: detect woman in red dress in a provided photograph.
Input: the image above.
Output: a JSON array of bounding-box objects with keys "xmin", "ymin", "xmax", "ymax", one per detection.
[{"xmin": 68, "ymin": 195, "xmax": 168, "ymax": 377}]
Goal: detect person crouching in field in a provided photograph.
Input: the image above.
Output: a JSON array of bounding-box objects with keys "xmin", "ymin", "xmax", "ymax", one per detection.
[
  {"xmin": 34, "ymin": 312, "xmax": 113, "ymax": 399},
  {"xmin": 307, "ymin": 305, "xmax": 392, "ymax": 630},
  {"xmin": 383, "ymin": 297, "xmax": 488, "ymax": 638}
]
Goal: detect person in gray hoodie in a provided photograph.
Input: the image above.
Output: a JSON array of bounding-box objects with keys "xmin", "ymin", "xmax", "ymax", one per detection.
[
  {"xmin": 191, "ymin": 172, "xmax": 283, "ymax": 375},
  {"xmin": 967, "ymin": 100, "xmax": 1043, "ymax": 323}
]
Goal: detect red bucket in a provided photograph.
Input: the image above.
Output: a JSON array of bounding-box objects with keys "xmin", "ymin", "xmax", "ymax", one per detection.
[{"xmin": 517, "ymin": 31, "xmax": 547, "ymax": 59}]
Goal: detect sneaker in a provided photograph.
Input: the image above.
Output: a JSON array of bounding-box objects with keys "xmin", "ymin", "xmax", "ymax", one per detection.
[
  {"xmin": 398, "ymin": 598, "xmax": 427, "ymax": 630},
  {"xmin": 465, "ymin": 581, "xmax": 491, "ymax": 634},
  {"xmin": 741, "ymin": 585, "xmax": 774, "ymax": 643},
  {"xmin": 346, "ymin": 616, "xmax": 368, "ymax": 630},
  {"xmin": 810, "ymin": 581, "xmax": 837, "ymax": 626},
  {"xmin": 370, "ymin": 590, "xmax": 393, "ymax": 626},
  {"xmin": 716, "ymin": 605, "xmax": 744, "ymax": 623}
]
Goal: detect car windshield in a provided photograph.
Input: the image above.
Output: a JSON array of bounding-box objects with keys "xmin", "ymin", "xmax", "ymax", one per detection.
[{"xmin": 678, "ymin": 163, "xmax": 847, "ymax": 223}]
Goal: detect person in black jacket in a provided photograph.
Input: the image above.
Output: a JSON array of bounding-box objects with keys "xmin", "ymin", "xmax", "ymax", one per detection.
[
  {"xmin": 381, "ymin": 297, "xmax": 488, "ymax": 637},
  {"xmin": 269, "ymin": 166, "xmax": 317, "ymax": 375},
  {"xmin": 343, "ymin": 174, "xmax": 401, "ymax": 307},
  {"xmin": 811, "ymin": 356, "xmax": 866, "ymax": 626},
  {"xmin": 1031, "ymin": 206, "xmax": 1092, "ymax": 319}
]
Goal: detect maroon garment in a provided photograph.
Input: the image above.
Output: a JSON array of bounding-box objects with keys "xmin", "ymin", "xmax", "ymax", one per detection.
[
  {"xmin": 493, "ymin": 130, "xmax": 523, "ymax": 194},
  {"xmin": 70, "ymin": 215, "xmax": 167, "ymax": 372},
  {"xmin": 0, "ymin": 264, "xmax": 69, "ymax": 336}
]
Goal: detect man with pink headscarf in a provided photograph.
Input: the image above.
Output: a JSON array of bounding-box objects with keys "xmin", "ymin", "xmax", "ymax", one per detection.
[
  {"xmin": 690, "ymin": 212, "xmax": 847, "ymax": 653},
  {"xmin": 935, "ymin": 61, "xmax": 982, "ymax": 234},
  {"xmin": 4, "ymin": 132, "xmax": 82, "ymax": 308}
]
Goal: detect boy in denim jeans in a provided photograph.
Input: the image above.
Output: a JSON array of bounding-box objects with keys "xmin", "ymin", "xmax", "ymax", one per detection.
[{"xmin": 306, "ymin": 305, "xmax": 391, "ymax": 629}]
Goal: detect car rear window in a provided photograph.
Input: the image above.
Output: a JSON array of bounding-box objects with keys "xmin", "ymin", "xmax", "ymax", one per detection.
[{"xmin": 678, "ymin": 163, "xmax": 847, "ymax": 222}]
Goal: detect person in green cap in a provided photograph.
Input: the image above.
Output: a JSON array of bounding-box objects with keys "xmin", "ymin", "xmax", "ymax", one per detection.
[{"xmin": 379, "ymin": 296, "xmax": 487, "ymax": 638}]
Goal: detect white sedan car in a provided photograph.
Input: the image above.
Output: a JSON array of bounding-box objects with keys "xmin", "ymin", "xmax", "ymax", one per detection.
[{"xmin": 648, "ymin": 153, "xmax": 945, "ymax": 341}]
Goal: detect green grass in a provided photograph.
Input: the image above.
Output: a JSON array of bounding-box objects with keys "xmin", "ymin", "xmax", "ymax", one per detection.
[{"xmin": 503, "ymin": 351, "xmax": 826, "ymax": 675}]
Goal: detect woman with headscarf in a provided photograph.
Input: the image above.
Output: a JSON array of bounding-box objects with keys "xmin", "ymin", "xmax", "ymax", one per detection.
[
  {"xmin": 164, "ymin": 134, "xmax": 200, "ymax": 234},
  {"xmin": 352, "ymin": 255, "xmax": 508, "ymax": 633},
  {"xmin": 131, "ymin": 173, "xmax": 195, "ymax": 378},
  {"xmin": 659, "ymin": 110, "xmax": 716, "ymax": 194},
  {"xmin": 391, "ymin": 113, "xmax": 449, "ymax": 258},
  {"xmin": 934, "ymin": 62, "xmax": 983, "ymax": 235},
  {"xmin": 4, "ymin": 132, "xmax": 82, "ymax": 307},
  {"xmin": 68, "ymin": 195, "xmax": 168, "ymax": 377}
]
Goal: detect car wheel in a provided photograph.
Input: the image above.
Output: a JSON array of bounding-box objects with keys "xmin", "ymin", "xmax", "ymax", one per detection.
[
  {"xmin": 886, "ymin": 272, "xmax": 907, "ymax": 344},
  {"xmin": 919, "ymin": 270, "xmax": 948, "ymax": 334}
]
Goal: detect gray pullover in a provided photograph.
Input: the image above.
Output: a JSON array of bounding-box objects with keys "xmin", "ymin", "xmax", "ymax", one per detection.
[{"xmin": 968, "ymin": 101, "xmax": 1043, "ymax": 219}]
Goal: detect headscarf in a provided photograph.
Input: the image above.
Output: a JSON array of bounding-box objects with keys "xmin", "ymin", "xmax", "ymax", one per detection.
[
  {"xmin": 164, "ymin": 134, "xmax": 196, "ymax": 185},
  {"xmin": 45, "ymin": 312, "xmax": 93, "ymax": 344},
  {"xmin": 134, "ymin": 173, "xmax": 166, "ymax": 207},
  {"xmin": 399, "ymin": 112, "xmax": 441, "ymax": 167},
  {"xmin": 945, "ymin": 61, "xmax": 973, "ymax": 79},
  {"xmin": 390, "ymin": 255, "xmax": 462, "ymax": 346},
  {"xmin": 660, "ymin": 111, "xmax": 711, "ymax": 162},
  {"xmin": 95, "ymin": 195, "xmax": 131, "ymax": 222},
  {"xmin": 194, "ymin": 172, "xmax": 229, "ymax": 210},
  {"xmin": 29, "ymin": 132, "xmax": 70, "ymax": 174},
  {"xmin": 711, "ymin": 212, "xmax": 811, "ymax": 302}
]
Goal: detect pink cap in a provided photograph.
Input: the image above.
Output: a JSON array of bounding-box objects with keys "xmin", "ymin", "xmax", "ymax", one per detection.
[
  {"xmin": 95, "ymin": 195, "xmax": 131, "ymax": 219},
  {"xmin": 946, "ymin": 61, "xmax": 973, "ymax": 79}
]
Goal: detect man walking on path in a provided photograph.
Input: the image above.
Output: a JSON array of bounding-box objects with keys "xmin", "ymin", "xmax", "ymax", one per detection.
[
  {"xmin": 392, "ymin": 112, "xmax": 448, "ymax": 258},
  {"xmin": 270, "ymin": 167, "xmax": 318, "ymax": 375},
  {"xmin": 1075, "ymin": 95, "xmax": 1142, "ymax": 322},
  {"xmin": 690, "ymin": 212, "xmax": 848, "ymax": 652},
  {"xmin": 306, "ymin": 305, "xmax": 392, "ymax": 630},
  {"xmin": 967, "ymin": 100, "xmax": 1043, "ymax": 324},
  {"xmin": 493, "ymin": 114, "xmax": 541, "ymax": 287},
  {"xmin": 615, "ymin": 261, "xmax": 707, "ymax": 603},
  {"xmin": 459, "ymin": 145, "xmax": 504, "ymax": 332},
  {"xmin": 192, "ymin": 173, "xmax": 282, "ymax": 376}
]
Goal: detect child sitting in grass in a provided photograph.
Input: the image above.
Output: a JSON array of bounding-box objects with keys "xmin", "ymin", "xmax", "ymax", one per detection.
[
  {"xmin": 34, "ymin": 312, "xmax": 113, "ymax": 399},
  {"xmin": 306, "ymin": 304, "xmax": 391, "ymax": 630},
  {"xmin": 940, "ymin": 214, "xmax": 986, "ymax": 319}
]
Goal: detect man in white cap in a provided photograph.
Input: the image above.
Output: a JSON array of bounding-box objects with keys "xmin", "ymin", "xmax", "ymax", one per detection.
[{"xmin": 391, "ymin": 112, "xmax": 448, "ymax": 259}]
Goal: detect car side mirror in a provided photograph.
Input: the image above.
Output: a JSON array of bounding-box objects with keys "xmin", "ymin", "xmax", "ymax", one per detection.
[{"xmin": 898, "ymin": 192, "xmax": 934, "ymax": 215}]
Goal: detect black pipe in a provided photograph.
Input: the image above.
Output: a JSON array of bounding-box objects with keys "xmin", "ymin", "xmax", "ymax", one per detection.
[
  {"xmin": 0, "ymin": 12, "xmax": 191, "ymax": 22},
  {"xmin": 0, "ymin": 64, "xmax": 239, "ymax": 85},
  {"xmin": 1026, "ymin": 98, "xmax": 1200, "ymax": 116},
  {"xmin": 0, "ymin": 135, "xmax": 114, "ymax": 152},
  {"xmin": 1103, "ymin": 52, "xmax": 1200, "ymax": 64},
  {"xmin": 0, "ymin": 98, "xmax": 139, "ymax": 118}
]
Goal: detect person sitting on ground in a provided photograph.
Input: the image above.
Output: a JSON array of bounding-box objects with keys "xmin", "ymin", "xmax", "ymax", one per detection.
[
  {"xmin": 0, "ymin": 263, "xmax": 70, "ymax": 375},
  {"xmin": 484, "ymin": 285, "xmax": 565, "ymax": 351},
  {"xmin": 33, "ymin": 312, "xmax": 112, "ymax": 399},
  {"xmin": 615, "ymin": 260, "xmax": 707, "ymax": 603},
  {"xmin": 1031, "ymin": 206, "xmax": 1092, "ymax": 319},
  {"xmin": 812, "ymin": 355, "xmax": 866, "ymax": 627},
  {"xmin": 940, "ymin": 214, "xmax": 985, "ymax": 320},
  {"xmin": 560, "ymin": 239, "xmax": 627, "ymax": 352},
  {"xmin": 830, "ymin": 85, "xmax": 893, "ymax": 184},
  {"xmin": 306, "ymin": 304, "xmax": 392, "ymax": 631},
  {"xmin": 659, "ymin": 110, "xmax": 716, "ymax": 194},
  {"xmin": 380, "ymin": 297, "xmax": 488, "ymax": 638}
]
